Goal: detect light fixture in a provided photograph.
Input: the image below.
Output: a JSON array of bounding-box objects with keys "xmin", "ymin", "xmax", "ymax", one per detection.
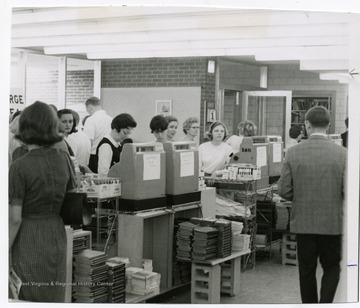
[
  {"xmin": 207, "ymin": 60, "xmax": 215, "ymax": 74},
  {"xmin": 260, "ymin": 66, "xmax": 268, "ymax": 88}
]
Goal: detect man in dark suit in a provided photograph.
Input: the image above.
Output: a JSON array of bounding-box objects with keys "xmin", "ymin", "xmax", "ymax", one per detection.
[
  {"xmin": 278, "ymin": 106, "xmax": 347, "ymax": 303},
  {"xmin": 340, "ymin": 117, "xmax": 348, "ymax": 148}
]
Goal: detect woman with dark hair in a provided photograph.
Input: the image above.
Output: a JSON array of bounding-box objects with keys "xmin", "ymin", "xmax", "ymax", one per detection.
[
  {"xmin": 150, "ymin": 115, "xmax": 168, "ymax": 143},
  {"xmin": 96, "ymin": 113, "xmax": 137, "ymax": 177},
  {"xmin": 164, "ymin": 115, "xmax": 178, "ymax": 142},
  {"xmin": 57, "ymin": 109, "xmax": 77, "ymax": 155},
  {"xmin": 285, "ymin": 124, "xmax": 304, "ymax": 151},
  {"xmin": 9, "ymin": 101, "xmax": 74, "ymax": 302},
  {"xmin": 198, "ymin": 121, "xmax": 233, "ymax": 176},
  {"xmin": 66, "ymin": 110, "xmax": 91, "ymax": 167}
]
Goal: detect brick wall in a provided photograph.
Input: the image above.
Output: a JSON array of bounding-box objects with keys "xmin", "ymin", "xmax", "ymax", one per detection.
[
  {"xmin": 66, "ymin": 70, "xmax": 94, "ymax": 107},
  {"xmin": 101, "ymin": 57, "xmax": 216, "ymax": 140}
]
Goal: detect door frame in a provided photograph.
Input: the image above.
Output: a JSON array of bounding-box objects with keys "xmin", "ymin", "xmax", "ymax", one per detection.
[{"xmin": 242, "ymin": 91, "xmax": 292, "ymax": 146}]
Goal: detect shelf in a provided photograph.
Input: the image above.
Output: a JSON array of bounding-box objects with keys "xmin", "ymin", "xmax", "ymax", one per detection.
[
  {"xmin": 190, "ymin": 249, "xmax": 251, "ymax": 266},
  {"xmin": 125, "ymin": 288, "xmax": 160, "ymax": 303},
  {"xmin": 119, "ymin": 208, "xmax": 168, "ymax": 218},
  {"xmin": 291, "ymin": 96, "xmax": 332, "ymax": 129},
  {"xmin": 204, "ymin": 177, "xmax": 256, "ymax": 184},
  {"xmin": 171, "ymin": 202, "xmax": 201, "ymax": 212}
]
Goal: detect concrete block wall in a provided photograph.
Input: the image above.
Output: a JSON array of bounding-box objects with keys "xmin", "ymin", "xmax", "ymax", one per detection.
[
  {"xmin": 101, "ymin": 57, "xmax": 216, "ymax": 141},
  {"xmin": 266, "ymin": 97, "xmax": 285, "ymax": 136},
  {"xmin": 267, "ymin": 63, "xmax": 348, "ymax": 134},
  {"xmin": 219, "ymin": 61, "xmax": 262, "ymax": 89}
]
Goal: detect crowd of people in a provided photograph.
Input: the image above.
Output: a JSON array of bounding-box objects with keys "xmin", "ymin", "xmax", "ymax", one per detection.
[
  {"xmin": 8, "ymin": 97, "xmax": 347, "ymax": 303},
  {"xmin": 7, "ymin": 97, "xmax": 202, "ymax": 302}
]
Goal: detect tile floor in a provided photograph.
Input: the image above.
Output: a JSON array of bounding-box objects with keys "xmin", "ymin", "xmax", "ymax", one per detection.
[{"xmin": 158, "ymin": 243, "xmax": 345, "ymax": 305}]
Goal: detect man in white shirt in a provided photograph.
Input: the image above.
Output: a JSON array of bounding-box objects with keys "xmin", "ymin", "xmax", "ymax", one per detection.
[{"xmin": 83, "ymin": 96, "xmax": 112, "ymax": 172}]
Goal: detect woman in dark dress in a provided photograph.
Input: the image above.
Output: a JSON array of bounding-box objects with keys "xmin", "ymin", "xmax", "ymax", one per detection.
[{"xmin": 9, "ymin": 101, "xmax": 74, "ymax": 302}]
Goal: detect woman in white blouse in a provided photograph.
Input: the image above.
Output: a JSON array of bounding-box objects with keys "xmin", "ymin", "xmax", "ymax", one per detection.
[
  {"xmin": 198, "ymin": 121, "xmax": 233, "ymax": 176},
  {"xmin": 226, "ymin": 120, "xmax": 257, "ymax": 154}
]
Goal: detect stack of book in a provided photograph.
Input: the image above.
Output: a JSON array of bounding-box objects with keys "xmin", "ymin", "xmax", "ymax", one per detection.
[
  {"xmin": 172, "ymin": 260, "xmax": 191, "ymax": 286},
  {"xmin": 192, "ymin": 226, "xmax": 218, "ymax": 261},
  {"xmin": 73, "ymin": 236, "xmax": 89, "ymax": 254},
  {"xmin": 173, "ymin": 219, "xmax": 192, "ymax": 286},
  {"xmin": 106, "ymin": 259, "xmax": 126, "ymax": 303},
  {"xmin": 214, "ymin": 220, "xmax": 232, "ymax": 258},
  {"xmin": 108, "ymin": 256, "xmax": 130, "ymax": 268},
  {"xmin": 131, "ymin": 270, "xmax": 161, "ymax": 295},
  {"xmin": 125, "ymin": 267, "xmax": 143, "ymax": 293},
  {"xmin": 176, "ymin": 221, "xmax": 197, "ymax": 261},
  {"xmin": 73, "ymin": 249, "xmax": 109, "ymax": 303},
  {"xmin": 72, "ymin": 233, "xmax": 91, "ymax": 301},
  {"xmin": 231, "ymin": 221, "xmax": 244, "ymax": 234}
]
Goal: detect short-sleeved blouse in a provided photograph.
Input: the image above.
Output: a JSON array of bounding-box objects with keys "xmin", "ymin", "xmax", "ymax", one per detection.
[
  {"xmin": 9, "ymin": 147, "xmax": 72, "ymax": 216},
  {"xmin": 9, "ymin": 146, "xmax": 72, "ymax": 302}
]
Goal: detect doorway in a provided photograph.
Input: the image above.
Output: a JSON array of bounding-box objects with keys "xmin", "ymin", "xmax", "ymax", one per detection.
[
  {"xmin": 220, "ymin": 90, "xmax": 292, "ymax": 146},
  {"xmin": 241, "ymin": 91, "xmax": 292, "ymax": 146}
]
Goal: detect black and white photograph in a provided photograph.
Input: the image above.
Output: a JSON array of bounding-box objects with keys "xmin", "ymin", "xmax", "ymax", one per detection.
[{"xmin": 2, "ymin": 0, "xmax": 360, "ymax": 306}]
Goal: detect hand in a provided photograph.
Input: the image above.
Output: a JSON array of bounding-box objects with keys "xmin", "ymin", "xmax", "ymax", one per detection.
[{"xmin": 79, "ymin": 164, "xmax": 93, "ymax": 175}]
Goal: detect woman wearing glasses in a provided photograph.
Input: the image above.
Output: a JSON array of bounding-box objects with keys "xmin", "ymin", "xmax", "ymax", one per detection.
[
  {"xmin": 96, "ymin": 113, "xmax": 137, "ymax": 177},
  {"xmin": 179, "ymin": 117, "xmax": 200, "ymax": 143}
]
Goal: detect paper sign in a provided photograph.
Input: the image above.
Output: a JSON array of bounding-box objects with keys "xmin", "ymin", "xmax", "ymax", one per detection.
[
  {"xmin": 272, "ymin": 143, "xmax": 282, "ymax": 163},
  {"xmin": 143, "ymin": 153, "xmax": 161, "ymax": 181},
  {"xmin": 180, "ymin": 152, "xmax": 194, "ymax": 177},
  {"xmin": 256, "ymin": 146, "xmax": 267, "ymax": 167},
  {"xmin": 9, "ymin": 89, "xmax": 25, "ymax": 116},
  {"xmin": 207, "ymin": 109, "xmax": 216, "ymax": 122}
]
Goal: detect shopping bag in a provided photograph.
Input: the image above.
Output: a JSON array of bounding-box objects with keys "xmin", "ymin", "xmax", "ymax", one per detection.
[{"xmin": 60, "ymin": 191, "xmax": 93, "ymax": 226}]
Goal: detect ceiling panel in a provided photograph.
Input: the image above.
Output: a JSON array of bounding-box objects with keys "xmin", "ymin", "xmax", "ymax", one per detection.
[{"xmin": 11, "ymin": 6, "xmax": 356, "ymax": 76}]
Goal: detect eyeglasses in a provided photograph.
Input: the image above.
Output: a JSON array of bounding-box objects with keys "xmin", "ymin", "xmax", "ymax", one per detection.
[
  {"xmin": 121, "ymin": 127, "xmax": 133, "ymax": 135},
  {"xmin": 153, "ymin": 129, "xmax": 166, "ymax": 134}
]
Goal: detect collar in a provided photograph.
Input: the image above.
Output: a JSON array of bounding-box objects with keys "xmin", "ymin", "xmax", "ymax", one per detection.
[
  {"xmin": 309, "ymin": 133, "xmax": 327, "ymax": 137},
  {"xmin": 106, "ymin": 133, "xmax": 120, "ymax": 147},
  {"xmin": 92, "ymin": 109, "xmax": 106, "ymax": 116}
]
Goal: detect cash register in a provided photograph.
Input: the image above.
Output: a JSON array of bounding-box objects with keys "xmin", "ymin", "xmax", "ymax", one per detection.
[
  {"xmin": 108, "ymin": 142, "xmax": 167, "ymax": 211},
  {"xmin": 163, "ymin": 141, "xmax": 200, "ymax": 206}
]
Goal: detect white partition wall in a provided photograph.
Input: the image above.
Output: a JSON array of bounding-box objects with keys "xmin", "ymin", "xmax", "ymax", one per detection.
[{"xmin": 101, "ymin": 87, "xmax": 201, "ymax": 143}]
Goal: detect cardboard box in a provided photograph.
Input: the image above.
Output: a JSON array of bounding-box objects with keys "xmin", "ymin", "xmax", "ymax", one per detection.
[{"xmin": 80, "ymin": 176, "xmax": 121, "ymax": 198}]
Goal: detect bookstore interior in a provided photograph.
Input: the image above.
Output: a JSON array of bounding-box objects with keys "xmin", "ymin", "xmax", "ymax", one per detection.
[{"xmin": 7, "ymin": 5, "xmax": 359, "ymax": 305}]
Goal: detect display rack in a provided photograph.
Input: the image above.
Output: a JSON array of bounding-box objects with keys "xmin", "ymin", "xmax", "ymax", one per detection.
[
  {"xmin": 256, "ymin": 187, "xmax": 277, "ymax": 258},
  {"xmin": 85, "ymin": 196, "xmax": 119, "ymax": 257},
  {"xmin": 204, "ymin": 177, "xmax": 257, "ymax": 271},
  {"xmin": 116, "ymin": 201, "xmax": 202, "ymax": 303},
  {"xmin": 64, "ymin": 227, "xmax": 92, "ymax": 303}
]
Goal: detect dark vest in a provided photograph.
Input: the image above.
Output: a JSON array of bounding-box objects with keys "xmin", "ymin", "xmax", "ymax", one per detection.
[{"xmin": 95, "ymin": 138, "xmax": 122, "ymax": 172}]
